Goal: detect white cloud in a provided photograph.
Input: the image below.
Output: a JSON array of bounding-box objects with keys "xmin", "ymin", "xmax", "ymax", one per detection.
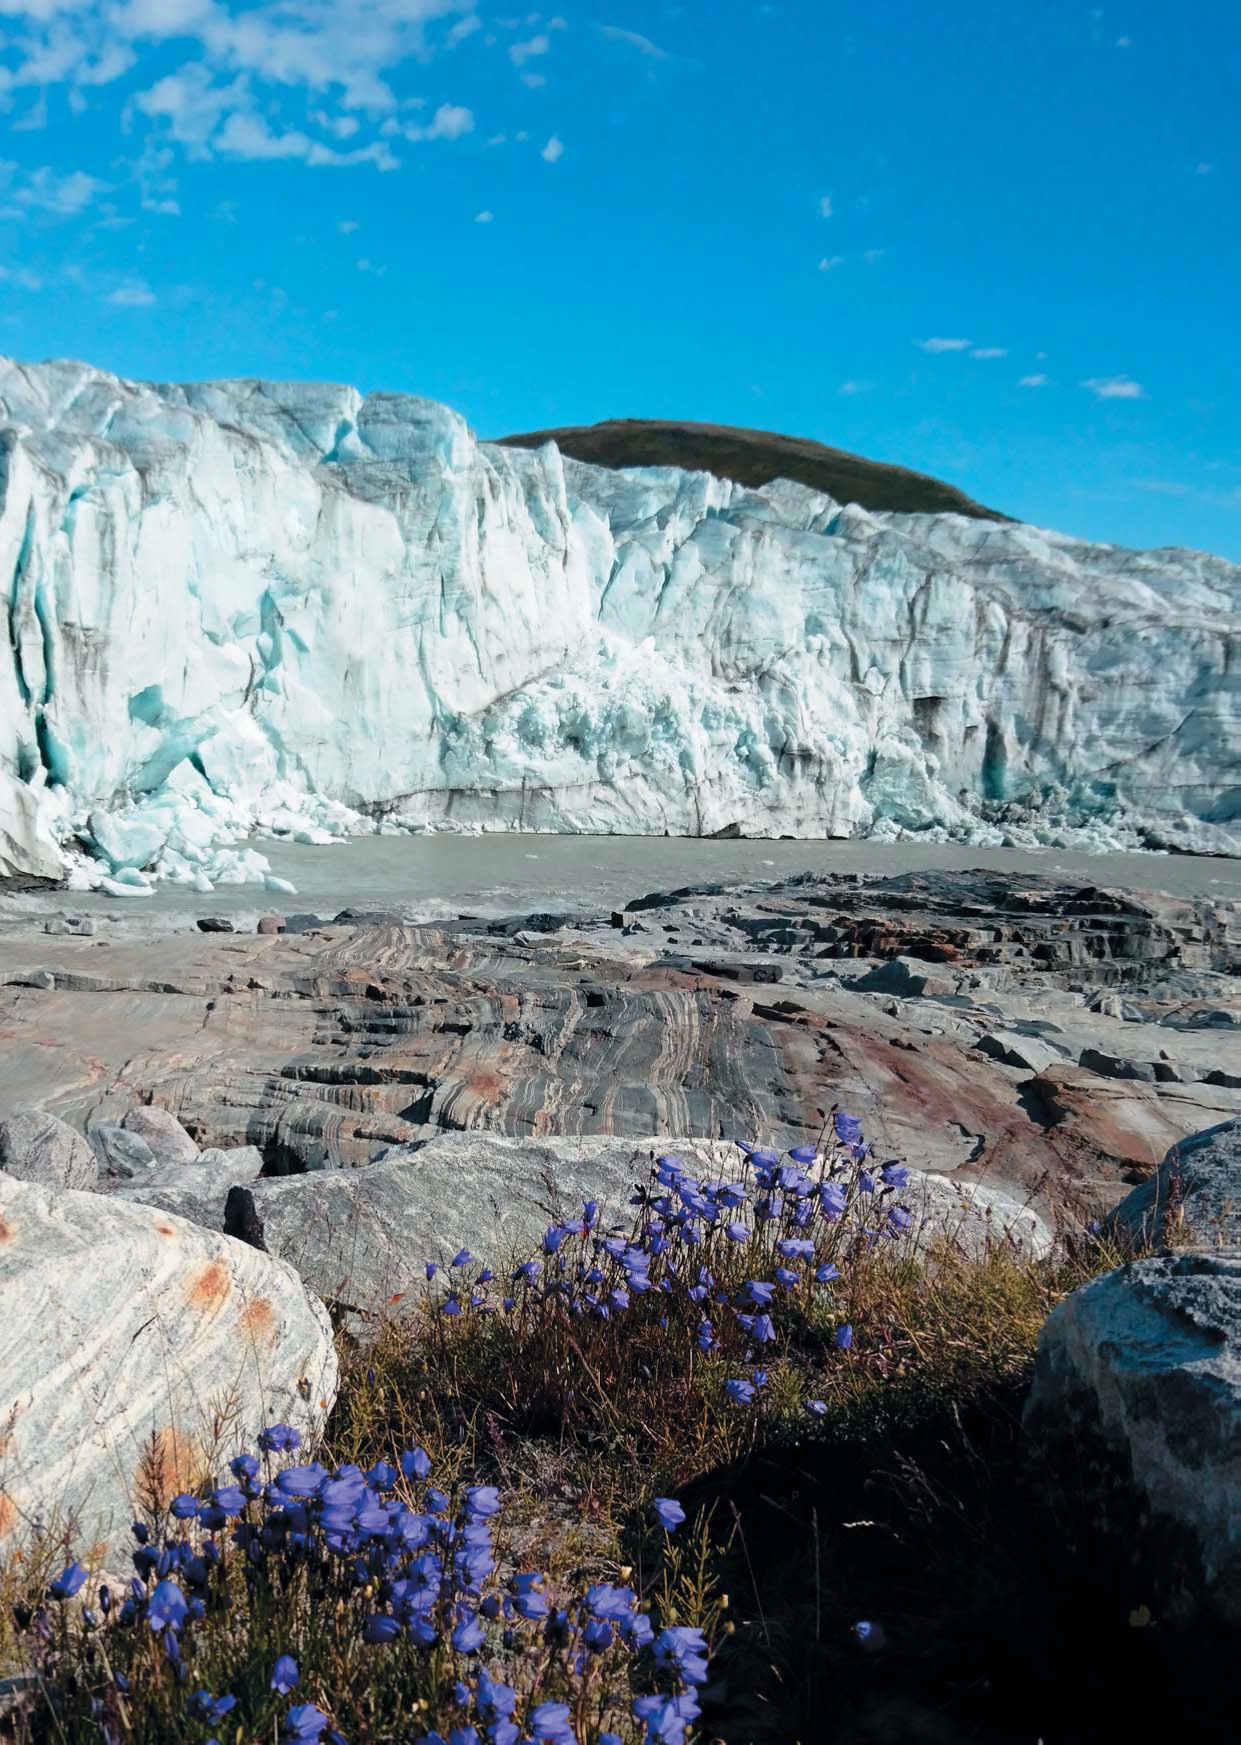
[
  {"xmin": 510, "ymin": 32, "xmax": 549, "ymax": 65},
  {"xmin": 134, "ymin": 64, "xmax": 247, "ymax": 151},
  {"xmin": 541, "ymin": 133, "xmax": 563, "ymax": 162},
  {"xmin": 1082, "ymin": 374, "xmax": 1146, "ymax": 399},
  {"xmin": 970, "ymin": 346, "xmax": 1008, "ymax": 359},
  {"xmin": 216, "ymin": 109, "xmax": 398, "ymax": 168},
  {"xmin": 474, "ymin": 208, "xmax": 492, "ymax": 221},
  {"xmin": 599, "ymin": 23, "xmax": 669, "ymax": 59},
  {"xmin": 915, "ymin": 336, "xmax": 971, "ymax": 353},
  {"xmin": 817, "ymin": 255, "xmax": 843, "ymax": 271},
  {"xmin": 446, "ymin": 14, "xmax": 482, "ymax": 48},
  {"xmin": 405, "ymin": 101, "xmax": 474, "ymax": 141},
  {"xmin": 863, "ymin": 247, "xmax": 885, "ymax": 264},
  {"xmin": 0, "ymin": 264, "xmax": 44, "ymax": 290},
  {"xmin": 520, "ymin": 71, "xmax": 545, "ymax": 87},
  {"xmin": 1196, "ymin": 161, "xmax": 1213, "ymax": 174},
  {"xmin": 839, "ymin": 379, "xmax": 873, "ymax": 395},
  {"xmin": 3, "ymin": 163, "xmax": 103, "ymax": 215},
  {"xmin": 338, "ymin": 217, "xmax": 359, "ymax": 232},
  {"xmin": 1018, "ymin": 373, "xmax": 1049, "ymax": 387},
  {"xmin": 107, "ymin": 280, "xmax": 157, "ymax": 306},
  {"xmin": 818, "ymin": 194, "xmax": 833, "ymax": 217}
]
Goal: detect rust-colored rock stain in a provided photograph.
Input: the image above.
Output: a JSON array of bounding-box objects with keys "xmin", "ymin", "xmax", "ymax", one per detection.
[
  {"xmin": 189, "ymin": 1259, "xmax": 230, "ymax": 1307},
  {"xmin": 237, "ymin": 1296, "xmax": 275, "ymax": 1339}
]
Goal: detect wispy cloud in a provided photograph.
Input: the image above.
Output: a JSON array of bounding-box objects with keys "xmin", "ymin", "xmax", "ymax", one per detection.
[
  {"xmin": 1018, "ymin": 373, "xmax": 1050, "ymax": 387},
  {"xmin": 1082, "ymin": 374, "xmax": 1145, "ymax": 399},
  {"xmin": 839, "ymin": 379, "xmax": 874, "ymax": 395},
  {"xmin": 107, "ymin": 279, "xmax": 156, "ymax": 307},
  {"xmin": 541, "ymin": 134, "xmax": 564, "ymax": 163},
  {"xmin": 915, "ymin": 336, "xmax": 971, "ymax": 353},
  {"xmin": 0, "ymin": 162, "xmax": 104, "ymax": 216},
  {"xmin": 599, "ymin": 23, "xmax": 670, "ymax": 60},
  {"xmin": 817, "ymin": 255, "xmax": 844, "ymax": 271},
  {"xmin": 474, "ymin": 208, "xmax": 492, "ymax": 222},
  {"xmin": 818, "ymin": 194, "xmax": 833, "ymax": 218},
  {"xmin": 970, "ymin": 346, "xmax": 1008, "ymax": 359},
  {"xmin": 510, "ymin": 34, "xmax": 550, "ymax": 67}
]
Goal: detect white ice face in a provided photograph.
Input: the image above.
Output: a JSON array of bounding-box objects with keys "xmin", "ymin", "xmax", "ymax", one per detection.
[{"xmin": 1, "ymin": 356, "xmax": 1238, "ymax": 887}]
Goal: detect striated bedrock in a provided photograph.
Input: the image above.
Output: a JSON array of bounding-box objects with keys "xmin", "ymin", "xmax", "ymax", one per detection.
[
  {"xmin": 2, "ymin": 871, "xmax": 1238, "ymax": 1219},
  {"xmin": 0, "ymin": 1173, "xmax": 336, "ymax": 1565},
  {"xmin": 1, "ymin": 355, "xmax": 1239, "ymax": 883}
]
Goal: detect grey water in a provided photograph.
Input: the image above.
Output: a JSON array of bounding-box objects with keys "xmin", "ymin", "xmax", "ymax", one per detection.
[{"xmin": 4, "ymin": 834, "xmax": 1240, "ymax": 933}]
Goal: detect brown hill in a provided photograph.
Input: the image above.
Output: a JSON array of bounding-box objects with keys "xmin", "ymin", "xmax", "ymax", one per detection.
[{"xmin": 495, "ymin": 418, "xmax": 1008, "ymax": 520}]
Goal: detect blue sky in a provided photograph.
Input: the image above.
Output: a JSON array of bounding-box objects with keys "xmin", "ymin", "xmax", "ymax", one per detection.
[{"xmin": 1, "ymin": 0, "xmax": 1238, "ymax": 556}]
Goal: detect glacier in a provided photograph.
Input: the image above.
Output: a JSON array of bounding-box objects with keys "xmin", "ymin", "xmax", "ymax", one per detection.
[{"xmin": 1, "ymin": 354, "xmax": 1239, "ymax": 889}]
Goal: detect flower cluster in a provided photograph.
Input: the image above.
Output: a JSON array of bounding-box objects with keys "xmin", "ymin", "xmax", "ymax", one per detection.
[
  {"xmin": 420, "ymin": 1113, "xmax": 911, "ymax": 1421},
  {"xmin": 44, "ymin": 1428, "xmax": 703, "ymax": 1745},
  {"xmin": 31, "ymin": 1119, "xmax": 915, "ymax": 1745}
]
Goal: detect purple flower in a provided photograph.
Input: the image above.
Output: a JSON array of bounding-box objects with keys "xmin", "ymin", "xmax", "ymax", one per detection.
[
  {"xmin": 271, "ymin": 1654, "xmax": 299, "ymax": 1694},
  {"xmin": 815, "ymin": 1262, "xmax": 841, "ymax": 1284},
  {"xmin": 400, "ymin": 1447, "xmax": 432, "ymax": 1481},
  {"xmin": 451, "ymin": 1612, "xmax": 485, "ymax": 1653},
  {"xmin": 169, "ymin": 1493, "xmax": 200, "ymax": 1520},
  {"xmin": 188, "ymin": 1691, "xmax": 237, "ymax": 1725},
  {"xmin": 654, "ymin": 1623, "xmax": 710, "ymax": 1685},
  {"xmin": 887, "ymin": 1206, "xmax": 913, "ymax": 1236},
  {"xmin": 451, "ymin": 1248, "xmax": 472, "ymax": 1268},
  {"xmin": 49, "ymin": 1562, "xmax": 88, "ymax": 1601},
  {"xmin": 363, "ymin": 1613, "xmax": 401, "ymax": 1644},
  {"xmin": 282, "ymin": 1704, "xmax": 330, "ymax": 1743},
  {"xmin": 651, "ymin": 1496, "xmax": 685, "ymax": 1532},
  {"xmin": 835, "ymin": 1323, "xmax": 854, "ymax": 1350},
  {"xmin": 476, "ymin": 1670, "xmax": 516, "ymax": 1722},
  {"xmin": 463, "ymin": 1485, "xmax": 500, "ymax": 1520},
  {"xmin": 805, "ymin": 1399, "xmax": 828, "ymax": 1417},
  {"xmin": 725, "ymin": 1378, "xmax": 756, "ymax": 1405},
  {"xmin": 834, "ymin": 1112, "xmax": 864, "ymax": 1146},
  {"xmin": 230, "ymin": 1453, "xmax": 260, "ymax": 1480},
  {"xmin": 425, "ymin": 1261, "xmax": 438, "ymax": 1280},
  {"xmin": 147, "ymin": 1579, "xmax": 188, "ymax": 1633},
  {"xmin": 881, "ymin": 1162, "xmax": 909, "ymax": 1188},
  {"xmin": 510, "ymin": 1572, "xmax": 548, "ymax": 1620},
  {"xmin": 258, "ymin": 1423, "xmax": 301, "ymax": 1454},
  {"xmin": 528, "ymin": 1703, "xmax": 574, "ymax": 1745},
  {"xmin": 787, "ymin": 1144, "xmax": 818, "ymax": 1164}
]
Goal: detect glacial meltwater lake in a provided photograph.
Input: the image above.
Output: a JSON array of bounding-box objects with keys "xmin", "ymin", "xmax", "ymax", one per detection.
[{"xmin": 5, "ymin": 835, "xmax": 1241, "ymax": 931}]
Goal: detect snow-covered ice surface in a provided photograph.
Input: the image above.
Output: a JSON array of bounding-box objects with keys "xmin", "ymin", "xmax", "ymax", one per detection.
[{"xmin": 1, "ymin": 355, "xmax": 1238, "ymax": 889}]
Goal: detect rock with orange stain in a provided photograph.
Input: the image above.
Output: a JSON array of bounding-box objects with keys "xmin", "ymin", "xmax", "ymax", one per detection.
[{"xmin": 0, "ymin": 1173, "xmax": 336, "ymax": 1564}]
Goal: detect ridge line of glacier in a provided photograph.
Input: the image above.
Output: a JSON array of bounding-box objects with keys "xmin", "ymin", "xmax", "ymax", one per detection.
[{"xmin": 1, "ymin": 354, "xmax": 1238, "ymax": 891}]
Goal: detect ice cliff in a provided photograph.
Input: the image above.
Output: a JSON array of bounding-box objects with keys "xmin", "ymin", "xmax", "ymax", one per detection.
[{"xmin": 1, "ymin": 355, "xmax": 1238, "ymax": 888}]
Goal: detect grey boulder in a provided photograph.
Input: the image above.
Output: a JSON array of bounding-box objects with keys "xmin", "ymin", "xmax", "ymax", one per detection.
[
  {"xmin": 89, "ymin": 1123, "xmax": 156, "ymax": 1177},
  {"xmin": 120, "ymin": 1105, "xmax": 200, "ymax": 1164},
  {"xmin": 0, "ymin": 1173, "xmax": 336, "ymax": 1566},
  {"xmin": 974, "ymin": 1030, "xmax": 1062, "ymax": 1074},
  {"xmin": 1024, "ymin": 1250, "xmax": 1241, "ymax": 1625},
  {"xmin": 0, "ymin": 1110, "xmax": 98, "ymax": 1191},
  {"xmin": 1108, "ymin": 1119, "xmax": 1241, "ymax": 1251},
  {"xmin": 231, "ymin": 1134, "xmax": 740, "ymax": 1312},
  {"xmin": 1078, "ymin": 1047, "xmax": 1158, "ymax": 1083},
  {"xmin": 227, "ymin": 1134, "xmax": 1053, "ymax": 1314},
  {"xmin": 107, "ymin": 1146, "xmax": 266, "ymax": 1230},
  {"xmin": 845, "ymin": 957, "xmax": 957, "ymax": 999}
]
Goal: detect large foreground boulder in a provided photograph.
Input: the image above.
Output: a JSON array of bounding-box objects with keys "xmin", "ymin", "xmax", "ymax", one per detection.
[
  {"xmin": 0, "ymin": 1110, "xmax": 98, "ymax": 1191},
  {"xmin": 0, "ymin": 1175, "xmax": 337, "ymax": 1565},
  {"xmin": 1107, "ymin": 1118, "xmax": 1240, "ymax": 1251},
  {"xmin": 220, "ymin": 1135, "xmax": 1053, "ymax": 1314},
  {"xmin": 1025, "ymin": 1251, "xmax": 1241, "ymax": 1624},
  {"xmin": 227, "ymin": 1134, "xmax": 726, "ymax": 1312}
]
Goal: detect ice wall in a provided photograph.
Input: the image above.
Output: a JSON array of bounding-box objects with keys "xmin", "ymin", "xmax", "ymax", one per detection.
[{"xmin": 1, "ymin": 355, "xmax": 1238, "ymax": 886}]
